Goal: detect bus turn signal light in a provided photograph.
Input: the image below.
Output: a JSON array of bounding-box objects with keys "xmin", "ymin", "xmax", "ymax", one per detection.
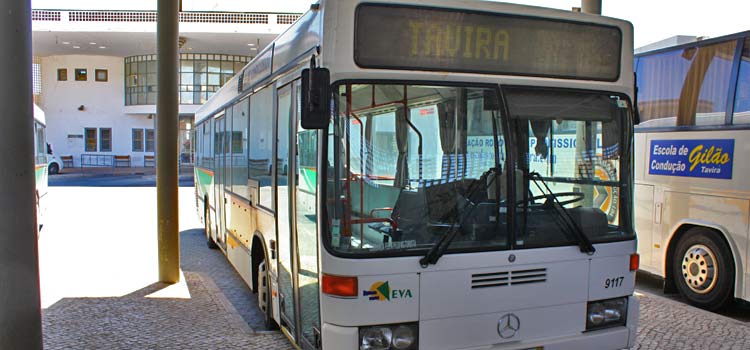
[
  {"xmin": 322, "ymin": 274, "xmax": 358, "ymax": 297},
  {"xmin": 630, "ymin": 254, "xmax": 640, "ymax": 271}
]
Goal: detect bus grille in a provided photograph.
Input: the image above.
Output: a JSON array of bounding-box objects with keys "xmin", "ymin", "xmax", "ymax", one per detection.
[{"xmin": 471, "ymin": 268, "xmax": 547, "ymax": 289}]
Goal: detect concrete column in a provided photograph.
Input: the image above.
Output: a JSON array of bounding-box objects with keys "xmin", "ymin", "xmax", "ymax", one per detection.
[
  {"xmin": 0, "ymin": 0, "xmax": 43, "ymax": 349},
  {"xmin": 157, "ymin": 0, "xmax": 180, "ymax": 283},
  {"xmin": 582, "ymin": 0, "xmax": 602, "ymax": 15}
]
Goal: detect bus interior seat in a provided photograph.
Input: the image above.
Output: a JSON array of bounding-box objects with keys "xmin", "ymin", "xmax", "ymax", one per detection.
[
  {"xmin": 520, "ymin": 205, "xmax": 608, "ymax": 245},
  {"xmin": 370, "ymin": 188, "xmax": 429, "ymax": 242},
  {"xmin": 568, "ymin": 207, "xmax": 609, "ymax": 236},
  {"xmin": 498, "ymin": 168, "xmax": 525, "ymax": 203},
  {"xmin": 369, "ymin": 181, "xmax": 464, "ymax": 243},
  {"xmin": 369, "ymin": 171, "xmax": 515, "ymax": 243}
]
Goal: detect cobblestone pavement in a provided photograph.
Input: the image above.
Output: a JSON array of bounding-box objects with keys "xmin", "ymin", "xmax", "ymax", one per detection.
[
  {"xmin": 40, "ymin": 186, "xmax": 293, "ymax": 349},
  {"xmin": 39, "ymin": 185, "xmax": 750, "ymax": 349},
  {"xmin": 634, "ymin": 289, "xmax": 750, "ymax": 350},
  {"xmin": 42, "ymin": 271, "xmax": 290, "ymax": 349},
  {"xmin": 180, "ymin": 227, "xmax": 266, "ymax": 330}
]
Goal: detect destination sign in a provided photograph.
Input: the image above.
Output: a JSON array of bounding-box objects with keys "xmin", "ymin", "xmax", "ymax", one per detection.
[{"xmin": 355, "ymin": 4, "xmax": 622, "ymax": 81}]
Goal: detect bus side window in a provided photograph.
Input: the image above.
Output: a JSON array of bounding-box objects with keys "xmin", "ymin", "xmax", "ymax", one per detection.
[{"xmin": 733, "ymin": 38, "xmax": 750, "ymax": 124}]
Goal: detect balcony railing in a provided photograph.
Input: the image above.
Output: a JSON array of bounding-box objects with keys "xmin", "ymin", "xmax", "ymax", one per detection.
[{"xmin": 31, "ymin": 9, "xmax": 301, "ymax": 25}]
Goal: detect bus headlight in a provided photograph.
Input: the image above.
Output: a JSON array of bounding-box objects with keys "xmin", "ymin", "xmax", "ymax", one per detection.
[
  {"xmin": 360, "ymin": 327, "xmax": 391, "ymax": 350},
  {"xmin": 586, "ymin": 297, "xmax": 628, "ymax": 331},
  {"xmin": 391, "ymin": 325, "xmax": 416, "ymax": 349},
  {"xmin": 359, "ymin": 323, "xmax": 418, "ymax": 350}
]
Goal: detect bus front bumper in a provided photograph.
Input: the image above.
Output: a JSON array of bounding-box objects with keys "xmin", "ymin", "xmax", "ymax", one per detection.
[{"xmin": 322, "ymin": 295, "xmax": 639, "ymax": 350}]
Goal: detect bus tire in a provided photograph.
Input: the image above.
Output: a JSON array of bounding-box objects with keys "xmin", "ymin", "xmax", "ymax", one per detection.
[
  {"xmin": 258, "ymin": 259, "xmax": 277, "ymax": 330},
  {"xmin": 205, "ymin": 203, "xmax": 218, "ymax": 249},
  {"xmin": 48, "ymin": 163, "xmax": 59, "ymax": 175},
  {"xmin": 672, "ymin": 228, "xmax": 734, "ymax": 311}
]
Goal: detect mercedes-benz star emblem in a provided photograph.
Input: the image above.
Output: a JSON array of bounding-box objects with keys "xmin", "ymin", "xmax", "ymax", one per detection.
[
  {"xmin": 508, "ymin": 254, "xmax": 516, "ymax": 263},
  {"xmin": 497, "ymin": 313, "xmax": 521, "ymax": 339}
]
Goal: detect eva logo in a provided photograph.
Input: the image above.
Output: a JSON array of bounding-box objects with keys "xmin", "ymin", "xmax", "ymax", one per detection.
[{"xmin": 362, "ymin": 281, "xmax": 413, "ymax": 301}]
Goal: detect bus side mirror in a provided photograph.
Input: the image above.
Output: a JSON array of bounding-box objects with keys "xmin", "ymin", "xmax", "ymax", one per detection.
[{"xmin": 301, "ymin": 68, "xmax": 330, "ymax": 129}]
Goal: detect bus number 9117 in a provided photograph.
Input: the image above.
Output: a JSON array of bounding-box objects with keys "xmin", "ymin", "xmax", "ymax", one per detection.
[{"xmin": 605, "ymin": 276, "xmax": 625, "ymax": 289}]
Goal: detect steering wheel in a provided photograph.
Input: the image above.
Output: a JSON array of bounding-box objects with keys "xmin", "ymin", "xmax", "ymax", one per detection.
[{"xmin": 515, "ymin": 192, "xmax": 585, "ymax": 209}]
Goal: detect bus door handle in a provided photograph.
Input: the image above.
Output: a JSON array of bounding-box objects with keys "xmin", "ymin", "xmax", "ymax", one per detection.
[{"xmin": 654, "ymin": 202, "xmax": 662, "ymax": 224}]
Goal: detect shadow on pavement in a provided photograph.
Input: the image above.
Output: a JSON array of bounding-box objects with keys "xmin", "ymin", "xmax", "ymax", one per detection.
[
  {"xmin": 41, "ymin": 228, "xmax": 287, "ymax": 350},
  {"xmin": 637, "ymin": 271, "xmax": 750, "ymax": 322},
  {"xmin": 49, "ymin": 173, "xmax": 194, "ymax": 187},
  {"xmin": 178, "ymin": 228, "xmax": 266, "ymax": 330}
]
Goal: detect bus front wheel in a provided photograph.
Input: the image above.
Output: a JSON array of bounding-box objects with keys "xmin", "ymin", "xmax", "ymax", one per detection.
[
  {"xmin": 672, "ymin": 228, "xmax": 734, "ymax": 311},
  {"xmin": 48, "ymin": 163, "xmax": 59, "ymax": 175},
  {"xmin": 205, "ymin": 203, "xmax": 218, "ymax": 249}
]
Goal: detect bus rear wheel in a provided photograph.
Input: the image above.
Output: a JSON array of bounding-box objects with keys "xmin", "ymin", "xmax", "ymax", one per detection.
[
  {"xmin": 672, "ymin": 228, "xmax": 734, "ymax": 311},
  {"xmin": 205, "ymin": 203, "xmax": 218, "ymax": 249}
]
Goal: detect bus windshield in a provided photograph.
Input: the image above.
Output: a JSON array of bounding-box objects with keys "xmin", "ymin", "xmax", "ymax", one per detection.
[
  {"xmin": 326, "ymin": 83, "xmax": 633, "ymax": 256},
  {"xmin": 506, "ymin": 87, "xmax": 633, "ymax": 250}
]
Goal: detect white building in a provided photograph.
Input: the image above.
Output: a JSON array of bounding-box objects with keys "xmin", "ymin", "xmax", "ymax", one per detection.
[{"xmin": 32, "ymin": 0, "xmax": 309, "ymax": 168}]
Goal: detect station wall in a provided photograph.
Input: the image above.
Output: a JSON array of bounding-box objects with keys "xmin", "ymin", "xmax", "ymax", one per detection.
[{"xmin": 40, "ymin": 55, "xmax": 154, "ymax": 167}]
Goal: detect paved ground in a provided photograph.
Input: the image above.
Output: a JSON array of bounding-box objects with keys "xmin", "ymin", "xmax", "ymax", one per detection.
[
  {"xmin": 39, "ymin": 185, "xmax": 292, "ymax": 349},
  {"xmin": 40, "ymin": 175, "xmax": 750, "ymax": 349},
  {"xmin": 636, "ymin": 292, "xmax": 750, "ymax": 349},
  {"xmin": 636, "ymin": 272, "xmax": 750, "ymax": 323}
]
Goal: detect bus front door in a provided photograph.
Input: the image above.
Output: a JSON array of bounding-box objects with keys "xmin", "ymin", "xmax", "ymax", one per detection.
[
  {"xmin": 277, "ymin": 80, "xmax": 322, "ymax": 348},
  {"xmin": 276, "ymin": 83, "xmax": 298, "ymax": 339},
  {"xmin": 214, "ymin": 115, "xmax": 227, "ymax": 249},
  {"xmin": 293, "ymin": 80, "xmax": 321, "ymax": 349}
]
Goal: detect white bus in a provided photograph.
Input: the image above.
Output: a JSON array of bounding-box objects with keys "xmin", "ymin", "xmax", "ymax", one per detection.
[
  {"xmin": 194, "ymin": 1, "xmax": 640, "ymax": 349},
  {"xmin": 33, "ymin": 104, "xmax": 49, "ymax": 232},
  {"xmin": 634, "ymin": 31, "xmax": 750, "ymax": 310}
]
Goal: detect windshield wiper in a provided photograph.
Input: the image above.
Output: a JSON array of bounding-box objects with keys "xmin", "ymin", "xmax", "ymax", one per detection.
[
  {"xmin": 420, "ymin": 167, "xmax": 499, "ymax": 268},
  {"xmin": 527, "ymin": 171, "xmax": 595, "ymax": 254}
]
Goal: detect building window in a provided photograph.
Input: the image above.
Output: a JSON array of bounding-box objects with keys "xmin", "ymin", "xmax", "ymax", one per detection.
[
  {"xmin": 95, "ymin": 69, "xmax": 108, "ymax": 82},
  {"xmin": 32, "ymin": 58, "xmax": 42, "ymax": 99},
  {"xmin": 85, "ymin": 128, "xmax": 97, "ymax": 151},
  {"xmin": 75, "ymin": 68, "xmax": 87, "ymax": 81},
  {"xmin": 125, "ymin": 54, "xmax": 250, "ymax": 106},
  {"xmin": 57, "ymin": 68, "xmax": 67, "ymax": 81},
  {"xmin": 145, "ymin": 129, "xmax": 155, "ymax": 152},
  {"xmin": 132, "ymin": 129, "xmax": 144, "ymax": 152},
  {"xmin": 99, "ymin": 128, "xmax": 112, "ymax": 152}
]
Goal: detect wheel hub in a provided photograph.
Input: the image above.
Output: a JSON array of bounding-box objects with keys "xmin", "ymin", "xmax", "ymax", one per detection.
[{"xmin": 681, "ymin": 244, "xmax": 717, "ymax": 294}]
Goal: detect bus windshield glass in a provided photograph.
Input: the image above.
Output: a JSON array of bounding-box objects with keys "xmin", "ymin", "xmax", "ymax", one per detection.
[
  {"xmin": 327, "ymin": 83, "xmax": 508, "ymax": 255},
  {"xmin": 506, "ymin": 87, "xmax": 633, "ymax": 249},
  {"xmin": 326, "ymin": 84, "xmax": 633, "ymax": 256}
]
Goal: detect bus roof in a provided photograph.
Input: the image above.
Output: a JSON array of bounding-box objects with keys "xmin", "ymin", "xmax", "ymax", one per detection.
[{"xmin": 636, "ymin": 30, "xmax": 750, "ymax": 57}]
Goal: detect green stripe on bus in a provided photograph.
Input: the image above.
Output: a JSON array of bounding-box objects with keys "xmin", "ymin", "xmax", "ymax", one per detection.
[
  {"xmin": 195, "ymin": 168, "xmax": 214, "ymax": 198},
  {"xmin": 299, "ymin": 167, "xmax": 317, "ymax": 192},
  {"xmin": 35, "ymin": 166, "xmax": 46, "ymax": 184}
]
